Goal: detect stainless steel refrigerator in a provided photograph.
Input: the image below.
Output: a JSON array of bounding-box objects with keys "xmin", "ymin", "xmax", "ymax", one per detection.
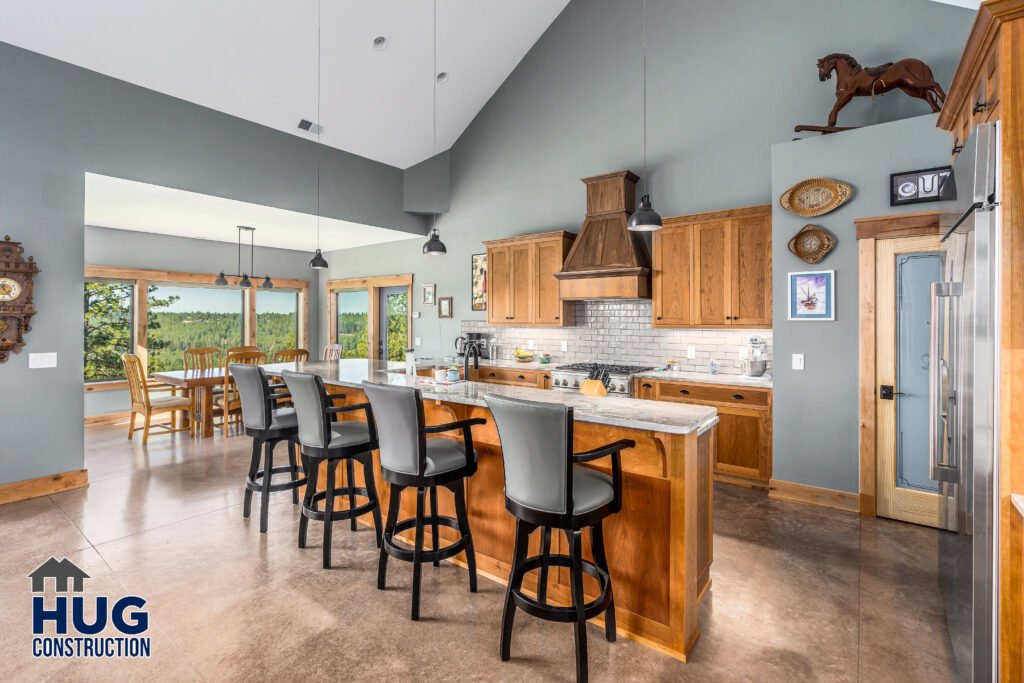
[{"xmin": 932, "ymin": 121, "xmax": 1001, "ymax": 681}]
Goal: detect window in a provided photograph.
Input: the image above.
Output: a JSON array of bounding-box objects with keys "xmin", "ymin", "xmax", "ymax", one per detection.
[
  {"xmin": 83, "ymin": 280, "xmax": 133, "ymax": 381},
  {"xmin": 147, "ymin": 285, "xmax": 244, "ymax": 373},
  {"xmin": 336, "ymin": 290, "xmax": 369, "ymax": 358},
  {"xmin": 256, "ymin": 290, "xmax": 299, "ymax": 356}
]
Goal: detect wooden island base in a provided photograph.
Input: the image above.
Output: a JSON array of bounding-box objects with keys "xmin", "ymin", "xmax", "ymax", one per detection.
[{"xmin": 318, "ymin": 389, "xmax": 715, "ymax": 662}]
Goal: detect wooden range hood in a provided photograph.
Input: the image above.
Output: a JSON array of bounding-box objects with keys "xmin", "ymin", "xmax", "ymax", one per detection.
[{"xmin": 554, "ymin": 170, "xmax": 652, "ymax": 300}]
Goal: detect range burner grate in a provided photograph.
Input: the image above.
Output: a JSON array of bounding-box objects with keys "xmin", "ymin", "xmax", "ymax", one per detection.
[{"xmin": 554, "ymin": 363, "xmax": 655, "ymax": 374}]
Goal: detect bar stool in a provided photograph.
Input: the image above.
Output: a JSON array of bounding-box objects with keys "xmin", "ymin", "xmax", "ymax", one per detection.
[
  {"xmin": 361, "ymin": 381, "xmax": 485, "ymax": 621},
  {"xmin": 282, "ymin": 370, "xmax": 382, "ymax": 568},
  {"xmin": 484, "ymin": 394, "xmax": 634, "ymax": 683},
  {"xmin": 230, "ymin": 364, "xmax": 306, "ymax": 533}
]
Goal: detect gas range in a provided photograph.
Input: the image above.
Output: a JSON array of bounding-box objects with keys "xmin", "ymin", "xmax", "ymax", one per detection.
[{"xmin": 549, "ymin": 363, "xmax": 655, "ymax": 396}]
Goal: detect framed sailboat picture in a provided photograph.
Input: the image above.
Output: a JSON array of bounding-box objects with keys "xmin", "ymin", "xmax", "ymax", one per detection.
[{"xmin": 788, "ymin": 270, "xmax": 834, "ymax": 321}]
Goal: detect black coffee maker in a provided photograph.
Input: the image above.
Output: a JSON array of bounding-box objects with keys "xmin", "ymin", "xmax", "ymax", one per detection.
[{"xmin": 455, "ymin": 332, "xmax": 489, "ymax": 358}]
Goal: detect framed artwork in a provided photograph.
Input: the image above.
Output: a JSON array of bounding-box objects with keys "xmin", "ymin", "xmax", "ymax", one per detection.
[
  {"xmin": 788, "ymin": 270, "xmax": 834, "ymax": 321},
  {"xmin": 471, "ymin": 253, "xmax": 487, "ymax": 311},
  {"xmin": 422, "ymin": 283, "xmax": 436, "ymax": 305},
  {"xmin": 438, "ymin": 297, "xmax": 453, "ymax": 318},
  {"xmin": 890, "ymin": 165, "xmax": 955, "ymax": 206}
]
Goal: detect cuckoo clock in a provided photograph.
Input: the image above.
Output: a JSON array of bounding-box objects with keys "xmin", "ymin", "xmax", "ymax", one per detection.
[{"xmin": 0, "ymin": 236, "xmax": 40, "ymax": 363}]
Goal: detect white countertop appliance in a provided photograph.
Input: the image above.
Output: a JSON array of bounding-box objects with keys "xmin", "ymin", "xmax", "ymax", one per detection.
[{"xmin": 549, "ymin": 362, "xmax": 655, "ymax": 396}]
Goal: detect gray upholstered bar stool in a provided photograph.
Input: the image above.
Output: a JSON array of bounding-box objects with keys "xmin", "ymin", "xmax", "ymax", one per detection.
[
  {"xmin": 282, "ymin": 370, "xmax": 383, "ymax": 568},
  {"xmin": 229, "ymin": 363, "xmax": 305, "ymax": 533},
  {"xmin": 361, "ymin": 381, "xmax": 485, "ymax": 621},
  {"xmin": 484, "ymin": 394, "xmax": 634, "ymax": 683}
]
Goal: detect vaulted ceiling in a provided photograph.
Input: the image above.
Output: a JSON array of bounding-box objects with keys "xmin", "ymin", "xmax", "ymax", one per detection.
[{"xmin": 0, "ymin": 0, "xmax": 570, "ymax": 169}]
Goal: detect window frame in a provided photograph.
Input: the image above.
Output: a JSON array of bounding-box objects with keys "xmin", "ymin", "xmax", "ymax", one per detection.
[
  {"xmin": 83, "ymin": 265, "xmax": 309, "ymax": 392},
  {"xmin": 254, "ymin": 288, "xmax": 302, "ymax": 358},
  {"xmin": 83, "ymin": 277, "xmax": 136, "ymax": 382},
  {"xmin": 326, "ymin": 274, "xmax": 412, "ymax": 361}
]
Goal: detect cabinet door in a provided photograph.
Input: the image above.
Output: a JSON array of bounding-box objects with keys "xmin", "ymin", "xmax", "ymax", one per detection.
[
  {"xmin": 714, "ymin": 408, "xmax": 768, "ymax": 482},
  {"xmin": 729, "ymin": 215, "xmax": 772, "ymax": 326},
  {"xmin": 487, "ymin": 246, "xmax": 511, "ymax": 324},
  {"xmin": 534, "ymin": 239, "xmax": 564, "ymax": 325},
  {"xmin": 508, "ymin": 243, "xmax": 534, "ymax": 324},
  {"xmin": 652, "ymin": 225, "xmax": 692, "ymax": 326},
  {"xmin": 693, "ymin": 221, "xmax": 731, "ymax": 325}
]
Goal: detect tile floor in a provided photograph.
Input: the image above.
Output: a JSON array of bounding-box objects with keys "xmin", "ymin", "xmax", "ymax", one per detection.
[{"xmin": 0, "ymin": 424, "xmax": 954, "ymax": 681}]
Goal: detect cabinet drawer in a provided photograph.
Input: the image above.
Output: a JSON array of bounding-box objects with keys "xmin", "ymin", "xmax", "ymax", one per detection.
[
  {"xmin": 655, "ymin": 381, "xmax": 769, "ymax": 407},
  {"xmin": 474, "ymin": 367, "xmax": 540, "ymax": 386}
]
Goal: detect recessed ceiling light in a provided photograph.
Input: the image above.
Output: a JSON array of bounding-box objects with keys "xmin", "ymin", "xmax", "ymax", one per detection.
[
  {"xmin": 436, "ymin": 72, "xmax": 449, "ymax": 84},
  {"xmin": 373, "ymin": 35, "xmax": 388, "ymax": 51}
]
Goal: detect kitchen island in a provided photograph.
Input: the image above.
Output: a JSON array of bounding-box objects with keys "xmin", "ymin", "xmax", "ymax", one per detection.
[{"xmin": 268, "ymin": 359, "xmax": 718, "ymax": 661}]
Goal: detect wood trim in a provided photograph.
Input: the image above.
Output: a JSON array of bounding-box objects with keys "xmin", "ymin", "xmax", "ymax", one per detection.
[
  {"xmin": 325, "ymin": 274, "xmax": 413, "ymax": 290},
  {"xmin": 325, "ymin": 274, "xmax": 414, "ymax": 358},
  {"xmin": 134, "ymin": 278, "xmax": 149, "ymax": 371},
  {"xmin": 86, "ymin": 265, "xmax": 311, "ymax": 291},
  {"xmin": 481, "ymin": 230, "xmax": 576, "ymax": 247},
  {"xmin": 768, "ymin": 479, "xmax": 859, "ymax": 514},
  {"xmin": 84, "ymin": 380, "xmax": 128, "ymax": 392},
  {"xmin": 84, "ymin": 410, "xmax": 133, "ymax": 426},
  {"xmin": 0, "ymin": 469, "xmax": 89, "ymax": 506},
  {"xmin": 661, "ymin": 204, "xmax": 771, "ymax": 228},
  {"xmin": 858, "ymin": 239, "xmax": 877, "ymax": 516},
  {"xmin": 854, "ymin": 210, "xmax": 941, "ymax": 240}
]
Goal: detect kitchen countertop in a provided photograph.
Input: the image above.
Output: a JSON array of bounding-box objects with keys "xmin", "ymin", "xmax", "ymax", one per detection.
[
  {"xmin": 267, "ymin": 359, "xmax": 718, "ymax": 436},
  {"xmin": 632, "ymin": 369, "xmax": 773, "ymax": 388}
]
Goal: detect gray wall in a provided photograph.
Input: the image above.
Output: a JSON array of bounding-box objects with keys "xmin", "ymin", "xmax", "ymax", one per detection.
[
  {"xmin": 0, "ymin": 41, "xmax": 422, "ymax": 486},
  {"xmin": 403, "ymin": 151, "xmax": 450, "ymax": 214},
  {"xmin": 82, "ymin": 226, "xmax": 320, "ymax": 417},
  {"xmin": 770, "ymin": 114, "xmax": 954, "ymax": 492},
  {"xmin": 318, "ymin": 0, "xmax": 972, "ymax": 359}
]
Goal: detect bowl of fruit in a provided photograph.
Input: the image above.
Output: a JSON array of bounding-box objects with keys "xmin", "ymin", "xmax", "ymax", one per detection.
[{"xmin": 514, "ymin": 348, "xmax": 534, "ymax": 363}]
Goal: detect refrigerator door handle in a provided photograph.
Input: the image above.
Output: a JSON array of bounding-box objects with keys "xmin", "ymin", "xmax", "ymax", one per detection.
[{"xmin": 930, "ymin": 281, "xmax": 963, "ymax": 483}]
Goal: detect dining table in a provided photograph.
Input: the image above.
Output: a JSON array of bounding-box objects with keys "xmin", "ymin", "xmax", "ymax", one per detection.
[{"xmin": 149, "ymin": 366, "xmax": 228, "ymax": 437}]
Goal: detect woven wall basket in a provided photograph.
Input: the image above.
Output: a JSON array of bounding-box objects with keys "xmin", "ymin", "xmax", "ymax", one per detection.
[
  {"xmin": 787, "ymin": 224, "xmax": 836, "ymax": 264},
  {"xmin": 779, "ymin": 178, "xmax": 852, "ymax": 217}
]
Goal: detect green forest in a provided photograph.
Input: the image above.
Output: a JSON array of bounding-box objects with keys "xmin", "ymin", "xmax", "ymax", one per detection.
[{"xmin": 335, "ymin": 295, "xmax": 406, "ymax": 361}]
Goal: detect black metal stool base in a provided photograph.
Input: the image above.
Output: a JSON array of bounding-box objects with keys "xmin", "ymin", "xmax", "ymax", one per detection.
[
  {"xmin": 509, "ymin": 554, "xmax": 611, "ymax": 622},
  {"xmin": 242, "ymin": 437, "xmax": 305, "ymax": 534},
  {"xmin": 298, "ymin": 454, "xmax": 382, "ymax": 569},
  {"xmin": 378, "ymin": 480, "xmax": 477, "ymax": 621}
]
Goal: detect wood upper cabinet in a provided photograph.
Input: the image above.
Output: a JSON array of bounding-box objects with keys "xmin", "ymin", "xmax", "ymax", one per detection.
[
  {"xmin": 484, "ymin": 231, "xmax": 576, "ymax": 327},
  {"xmin": 653, "ymin": 205, "xmax": 772, "ymax": 328}
]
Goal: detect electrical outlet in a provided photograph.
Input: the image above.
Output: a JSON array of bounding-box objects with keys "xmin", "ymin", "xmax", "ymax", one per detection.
[
  {"xmin": 527, "ymin": 340, "xmax": 535, "ymax": 350},
  {"xmin": 414, "ymin": 337, "xmax": 422, "ymax": 346},
  {"xmin": 687, "ymin": 345, "xmax": 696, "ymax": 359},
  {"xmin": 739, "ymin": 347, "xmax": 749, "ymax": 360},
  {"xmin": 561, "ymin": 341, "xmax": 568, "ymax": 352},
  {"xmin": 412, "ymin": 311, "xmax": 420, "ymax": 319},
  {"xmin": 29, "ymin": 352, "xmax": 57, "ymax": 369},
  {"xmin": 792, "ymin": 353, "xmax": 804, "ymax": 370}
]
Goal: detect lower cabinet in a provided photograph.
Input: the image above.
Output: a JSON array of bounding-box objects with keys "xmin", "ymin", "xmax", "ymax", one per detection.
[
  {"xmin": 468, "ymin": 366, "xmax": 552, "ymax": 389},
  {"xmin": 633, "ymin": 377, "xmax": 772, "ymax": 487}
]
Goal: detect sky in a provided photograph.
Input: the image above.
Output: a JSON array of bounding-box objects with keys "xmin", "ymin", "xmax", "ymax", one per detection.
[
  {"xmin": 151, "ymin": 285, "xmax": 297, "ymax": 314},
  {"xmin": 336, "ymin": 290, "xmax": 369, "ymax": 314}
]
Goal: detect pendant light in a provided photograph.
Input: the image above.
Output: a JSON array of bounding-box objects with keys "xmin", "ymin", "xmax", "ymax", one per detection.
[
  {"xmin": 215, "ymin": 225, "xmax": 272, "ymax": 288},
  {"xmin": 308, "ymin": 0, "xmax": 330, "ymax": 270},
  {"xmin": 627, "ymin": 0, "xmax": 662, "ymax": 232},
  {"xmin": 422, "ymin": 0, "xmax": 447, "ymax": 256}
]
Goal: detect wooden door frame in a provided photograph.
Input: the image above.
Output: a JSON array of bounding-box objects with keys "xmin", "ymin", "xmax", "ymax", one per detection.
[
  {"xmin": 325, "ymin": 274, "xmax": 413, "ymax": 359},
  {"xmin": 856, "ymin": 211, "xmax": 940, "ymax": 516}
]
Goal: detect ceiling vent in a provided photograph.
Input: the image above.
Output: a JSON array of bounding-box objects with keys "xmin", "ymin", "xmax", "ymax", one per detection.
[{"xmin": 297, "ymin": 119, "xmax": 323, "ymax": 135}]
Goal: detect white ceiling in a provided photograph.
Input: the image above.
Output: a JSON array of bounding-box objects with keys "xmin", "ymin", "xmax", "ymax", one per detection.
[
  {"xmin": 928, "ymin": 0, "xmax": 981, "ymax": 8},
  {"xmin": 0, "ymin": 0, "xmax": 568, "ymax": 169},
  {"xmin": 84, "ymin": 173, "xmax": 420, "ymax": 253}
]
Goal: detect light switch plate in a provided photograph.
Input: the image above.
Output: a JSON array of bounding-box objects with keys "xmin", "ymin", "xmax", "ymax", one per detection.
[
  {"xmin": 412, "ymin": 312, "xmax": 420, "ymax": 319},
  {"xmin": 792, "ymin": 353, "xmax": 804, "ymax": 370},
  {"xmin": 414, "ymin": 337, "xmax": 422, "ymax": 346},
  {"xmin": 561, "ymin": 341, "xmax": 568, "ymax": 352},
  {"xmin": 527, "ymin": 340, "xmax": 535, "ymax": 350},
  {"xmin": 738, "ymin": 347, "xmax": 749, "ymax": 360},
  {"xmin": 687, "ymin": 345, "xmax": 696, "ymax": 359},
  {"xmin": 29, "ymin": 352, "xmax": 58, "ymax": 369}
]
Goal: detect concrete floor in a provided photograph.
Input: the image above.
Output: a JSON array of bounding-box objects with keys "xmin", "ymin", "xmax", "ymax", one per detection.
[{"xmin": 0, "ymin": 424, "xmax": 954, "ymax": 681}]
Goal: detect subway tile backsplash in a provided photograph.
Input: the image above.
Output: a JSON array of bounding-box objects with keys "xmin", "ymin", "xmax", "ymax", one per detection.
[{"xmin": 462, "ymin": 300, "xmax": 772, "ymax": 376}]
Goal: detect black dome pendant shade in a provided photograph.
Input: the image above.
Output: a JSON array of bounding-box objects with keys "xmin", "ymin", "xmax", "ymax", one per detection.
[
  {"xmin": 308, "ymin": 248, "xmax": 329, "ymax": 269},
  {"xmin": 260, "ymin": 275, "xmax": 274, "ymax": 289},
  {"xmin": 238, "ymin": 273, "xmax": 252, "ymax": 288},
  {"xmin": 422, "ymin": 228, "xmax": 446, "ymax": 255},
  {"xmin": 626, "ymin": 194, "xmax": 663, "ymax": 231},
  {"xmin": 214, "ymin": 271, "xmax": 229, "ymax": 286}
]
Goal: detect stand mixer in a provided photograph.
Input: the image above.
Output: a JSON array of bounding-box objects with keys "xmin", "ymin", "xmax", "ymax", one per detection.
[{"xmin": 741, "ymin": 335, "xmax": 770, "ymax": 378}]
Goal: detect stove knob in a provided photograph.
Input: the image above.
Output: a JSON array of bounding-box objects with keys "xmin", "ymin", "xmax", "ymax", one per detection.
[
  {"xmin": 571, "ymin": 379, "xmax": 579, "ymax": 388},
  {"xmin": 617, "ymin": 383, "xmax": 625, "ymax": 392}
]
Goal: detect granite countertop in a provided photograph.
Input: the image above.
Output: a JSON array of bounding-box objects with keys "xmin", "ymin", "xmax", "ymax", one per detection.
[
  {"xmin": 267, "ymin": 359, "xmax": 717, "ymax": 436},
  {"xmin": 632, "ymin": 369, "xmax": 773, "ymax": 388}
]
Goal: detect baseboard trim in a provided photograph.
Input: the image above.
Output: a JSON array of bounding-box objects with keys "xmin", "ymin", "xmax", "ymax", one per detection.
[
  {"xmin": 0, "ymin": 469, "xmax": 89, "ymax": 506},
  {"xmin": 768, "ymin": 479, "xmax": 859, "ymax": 514},
  {"xmin": 85, "ymin": 410, "xmax": 132, "ymax": 426}
]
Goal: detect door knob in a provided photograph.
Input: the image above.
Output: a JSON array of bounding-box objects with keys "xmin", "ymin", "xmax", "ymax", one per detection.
[{"xmin": 879, "ymin": 385, "xmax": 905, "ymax": 400}]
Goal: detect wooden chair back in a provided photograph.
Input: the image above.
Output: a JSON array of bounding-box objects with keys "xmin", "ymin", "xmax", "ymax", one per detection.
[
  {"xmin": 122, "ymin": 354, "xmax": 149, "ymax": 409},
  {"xmin": 183, "ymin": 346, "xmax": 222, "ymax": 371},
  {"xmin": 323, "ymin": 344, "xmax": 344, "ymax": 361},
  {"xmin": 273, "ymin": 348, "xmax": 309, "ymax": 363},
  {"xmin": 227, "ymin": 345, "xmax": 261, "ymax": 355},
  {"xmin": 222, "ymin": 351, "xmax": 267, "ymax": 400}
]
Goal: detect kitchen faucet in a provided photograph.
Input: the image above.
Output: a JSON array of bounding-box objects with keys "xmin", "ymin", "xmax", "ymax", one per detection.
[{"xmin": 463, "ymin": 341, "xmax": 480, "ymax": 379}]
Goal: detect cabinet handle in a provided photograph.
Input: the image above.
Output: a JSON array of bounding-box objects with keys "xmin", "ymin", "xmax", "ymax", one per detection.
[
  {"xmin": 973, "ymin": 99, "xmax": 989, "ymax": 114},
  {"xmin": 679, "ymin": 389, "xmax": 690, "ymax": 395},
  {"xmin": 554, "ymin": 316, "xmax": 559, "ymax": 320},
  {"xmin": 656, "ymin": 316, "xmax": 662, "ymax": 320},
  {"xmin": 489, "ymin": 372, "xmax": 496, "ymax": 377},
  {"xmin": 952, "ymin": 144, "xmax": 964, "ymax": 155},
  {"xmin": 517, "ymin": 375, "xmax": 525, "ymax": 380},
  {"xmin": 642, "ymin": 383, "xmax": 653, "ymax": 388},
  {"xmin": 732, "ymin": 394, "xmax": 744, "ymax": 400}
]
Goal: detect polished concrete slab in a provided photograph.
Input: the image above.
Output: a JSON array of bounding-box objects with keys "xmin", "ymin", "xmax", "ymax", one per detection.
[{"xmin": 0, "ymin": 423, "xmax": 954, "ymax": 681}]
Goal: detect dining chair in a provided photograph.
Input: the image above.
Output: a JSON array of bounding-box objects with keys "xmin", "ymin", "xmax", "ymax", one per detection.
[
  {"xmin": 227, "ymin": 345, "xmax": 261, "ymax": 355},
  {"xmin": 273, "ymin": 348, "xmax": 309, "ymax": 363},
  {"xmin": 323, "ymin": 344, "xmax": 344, "ymax": 361},
  {"xmin": 215, "ymin": 350, "xmax": 267, "ymax": 435},
  {"xmin": 122, "ymin": 354, "xmax": 192, "ymax": 444},
  {"xmin": 183, "ymin": 346, "xmax": 223, "ymax": 428}
]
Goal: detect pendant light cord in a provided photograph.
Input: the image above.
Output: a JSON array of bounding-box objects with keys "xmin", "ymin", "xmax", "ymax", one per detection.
[
  {"xmin": 250, "ymin": 228, "xmax": 255, "ymax": 275},
  {"xmin": 642, "ymin": 0, "xmax": 648, "ymax": 198},
  {"xmin": 315, "ymin": 0, "xmax": 322, "ymax": 252},
  {"xmin": 237, "ymin": 227, "xmax": 241, "ymax": 277},
  {"xmin": 432, "ymin": 0, "xmax": 438, "ymax": 233}
]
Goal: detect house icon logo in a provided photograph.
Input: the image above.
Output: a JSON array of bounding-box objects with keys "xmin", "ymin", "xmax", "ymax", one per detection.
[{"xmin": 27, "ymin": 557, "xmax": 91, "ymax": 593}]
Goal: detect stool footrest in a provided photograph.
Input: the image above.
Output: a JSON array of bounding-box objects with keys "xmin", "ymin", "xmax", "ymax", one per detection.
[
  {"xmin": 511, "ymin": 554, "xmax": 612, "ymax": 623},
  {"xmin": 245, "ymin": 466, "xmax": 306, "ymax": 493},
  {"xmin": 302, "ymin": 487, "xmax": 377, "ymax": 522},
  {"xmin": 383, "ymin": 515, "xmax": 469, "ymax": 563}
]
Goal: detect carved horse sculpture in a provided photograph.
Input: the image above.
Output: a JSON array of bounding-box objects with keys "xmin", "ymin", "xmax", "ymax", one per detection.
[{"xmin": 817, "ymin": 53, "xmax": 946, "ymax": 126}]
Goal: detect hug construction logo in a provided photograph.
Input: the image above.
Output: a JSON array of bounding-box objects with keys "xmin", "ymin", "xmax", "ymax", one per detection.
[{"xmin": 27, "ymin": 557, "xmax": 151, "ymax": 659}]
